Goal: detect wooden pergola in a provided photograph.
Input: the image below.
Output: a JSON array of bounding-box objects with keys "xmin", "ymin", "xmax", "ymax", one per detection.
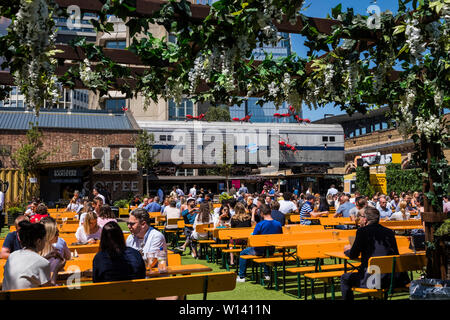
[{"xmin": 0, "ymin": 0, "xmax": 447, "ymax": 279}]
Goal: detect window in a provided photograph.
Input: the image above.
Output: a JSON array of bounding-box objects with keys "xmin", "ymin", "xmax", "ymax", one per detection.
[
  {"xmin": 105, "ymin": 99, "xmax": 126, "ymax": 112},
  {"xmin": 322, "ymin": 136, "xmax": 328, "ymax": 142},
  {"xmin": 168, "ymin": 99, "xmax": 193, "ymax": 120},
  {"xmin": 160, "ymin": 135, "xmax": 173, "ymax": 142},
  {"xmin": 329, "ymin": 136, "xmax": 335, "ymax": 142},
  {"xmin": 105, "ymin": 40, "xmax": 127, "ymax": 49}
]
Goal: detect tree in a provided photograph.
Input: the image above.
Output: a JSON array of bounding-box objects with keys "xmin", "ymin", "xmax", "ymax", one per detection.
[
  {"xmin": 135, "ymin": 130, "xmax": 160, "ymax": 196},
  {"xmin": 11, "ymin": 123, "xmax": 50, "ymax": 204},
  {"xmin": 204, "ymin": 106, "xmax": 231, "ymax": 122},
  {"xmin": 2, "ymin": 0, "xmax": 449, "ymax": 278}
]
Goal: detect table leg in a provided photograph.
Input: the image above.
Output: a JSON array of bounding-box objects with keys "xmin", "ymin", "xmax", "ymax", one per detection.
[{"xmin": 282, "ymin": 248, "xmax": 286, "ymax": 293}]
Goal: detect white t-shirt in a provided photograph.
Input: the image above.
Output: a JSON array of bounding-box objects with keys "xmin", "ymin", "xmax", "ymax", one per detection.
[
  {"xmin": 192, "ymin": 214, "xmax": 213, "ymax": 239},
  {"xmin": 278, "ymin": 200, "xmax": 298, "ymax": 214},
  {"xmin": 0, "ymin": 191, "xmax": 4, "ymax": 211},
  {"xmin": 189, "ymin": 188, "xmax": 197, "ymax": 197},
  {"xmin": 2, "ymin": 249, "xmax": 51, "ymax": 291},
  {"xmin": 75, "ymin": 226, "xmax": 102, "ymax": 243},
  {"xmin": 327, "ymin": 188, "xmax": 338, "ymax": 196},
  {"xmin": 163, "ymin": 206, "xmax": 181, "ymax": 229},
  {"xmin": 389, "ymin": 211, "xmax": 410, "ymax": 221}
]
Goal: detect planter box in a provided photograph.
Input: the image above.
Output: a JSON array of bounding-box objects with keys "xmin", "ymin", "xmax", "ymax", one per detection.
[{"xmin": 7, "ymin": 212, "xmax": 20, "ymax": 226}]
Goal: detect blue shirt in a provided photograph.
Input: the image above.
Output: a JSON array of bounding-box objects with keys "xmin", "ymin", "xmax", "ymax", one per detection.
[
  {"xmin": 252, "ymin": 219, "xmax": 282, "ymax": 256},
  {"xmin": 93, "ymin": 247, "xmax": 146, "ymax": 283},
  {"xmin": 182, "ymin": 209, "xmax": 197, "ymax": 225},
  {"xmin": 145, "ymin": 202, "xmax": 161, "ymax": 213},
  {"xmin": 271, "ymin": 210, "xmax": 285, "ymax": 226},
  {"xmin": 300, "ymin": 201, "xmax": 313, "ymax": 225},
  {"xmin": 3, "ymin": 231, "xmax": 21, "ymax": 253},
  {"xmin": 157, "ymin": 189, "xmax": 164, "ymax": 202},
  {"xmin": 336, "ymin": 202, "xmax": 356, "ymax": 218},
  {"xmin": 377, "ymin": 205, "xmax": 392, "ymax": 218}
]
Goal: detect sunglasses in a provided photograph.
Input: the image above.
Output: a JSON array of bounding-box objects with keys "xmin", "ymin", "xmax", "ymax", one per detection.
[{"xmin": 127, "ymin": 221, "xmax": 138, "ymax": 226}]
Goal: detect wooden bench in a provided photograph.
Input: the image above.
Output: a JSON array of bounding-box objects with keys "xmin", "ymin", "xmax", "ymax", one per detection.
[
  {"xmin": 352, "ymin": 253, "xmax": 427, "ymax": 300},
  {"xmin": 282, "ymin": 224, "xmax": 325, "ymax": 233},
  {"xmin": 0, "ymin": 272, "xmax": 237, "ymax": 300}
]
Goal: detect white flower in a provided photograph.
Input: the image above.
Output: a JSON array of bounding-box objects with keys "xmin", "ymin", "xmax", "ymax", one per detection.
[
  {"xmin": 405, "ymin": 18, "xmax": 426, "ymax": 63},
  {"xmin": 415, "ymin": 115, "xmax": 441, "ymax": 141}
]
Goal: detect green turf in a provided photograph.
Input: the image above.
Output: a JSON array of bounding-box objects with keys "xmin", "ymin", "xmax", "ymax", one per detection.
[{"xmin": 175, "ymin": 246, "xmax": 416, "ymax": 301}]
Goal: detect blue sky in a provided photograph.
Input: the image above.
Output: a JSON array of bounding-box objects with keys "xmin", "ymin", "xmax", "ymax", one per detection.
[{"xmin": 295, "ymin": 0, "xmax": 402, "ymax": 121}]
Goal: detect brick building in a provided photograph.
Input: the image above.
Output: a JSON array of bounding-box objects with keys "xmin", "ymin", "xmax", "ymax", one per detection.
[{"xmin": 0, "ymin": 108, "xmax": 143, "ymax": 205}]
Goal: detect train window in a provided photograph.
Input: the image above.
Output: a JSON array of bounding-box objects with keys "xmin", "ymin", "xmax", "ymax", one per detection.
[
  {"xmin": 322, "ymin": 136, "xmax": 328, "ymax": 142},
  {"xmin": 160, "ymin": 135, "xmax": 167, "ymax": 141},
  {"xmin": 329, "ymin": 136, "xmax": 335, "ymax": 142},
  {"xmin": 167, "ymin": 135, "xmax": 173, "ymax": 141}
]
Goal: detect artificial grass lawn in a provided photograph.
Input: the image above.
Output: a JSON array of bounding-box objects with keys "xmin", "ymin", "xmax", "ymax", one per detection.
[
  {"xmin": 0, "ymin": 224, "xmax": 417, "ymax": 300},
  {"xmin": 175, "ymin": 247, "xmax": 416, "ymax": 301}
]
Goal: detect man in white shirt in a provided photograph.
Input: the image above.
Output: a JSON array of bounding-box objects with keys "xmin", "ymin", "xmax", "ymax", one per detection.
[
  {"xmin": 278, "ymin": 192, "xmax": 299, "ymax": 214},
  {"xmin": 93, "ymin": 188, "xmax": 105, "ymax": 204},
  {"xmin": 126, "ymin": 208, "xmax": 167, "ymax": 267},
  {"xmin": 327, "ymin": 184, "xmax": 338, "ymax": 197},
  {"xmin": 189, "ymin": 185, "xmax": 197, "ymax": 197}
]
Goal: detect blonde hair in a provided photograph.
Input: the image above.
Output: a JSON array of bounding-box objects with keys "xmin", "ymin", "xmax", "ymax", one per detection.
[
  {"xmin": 231, "ymin": 202, "xmax": 251, "ymax": 222},
  {"xmin": 39, "ymin": 218, "xmax": 58, "ymax": 257},
  {"xmin": 83, "ymin": 211, "xmax": 98, "ymax": 235},
  {"xmin": 399, "ymin": 201, "xmax": 407, "ymax": 220}
]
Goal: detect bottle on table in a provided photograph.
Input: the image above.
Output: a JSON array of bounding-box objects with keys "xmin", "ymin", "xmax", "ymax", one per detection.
[{"xmin": 157, "ymin": 247, "xmax": 167, "ymax": 273}]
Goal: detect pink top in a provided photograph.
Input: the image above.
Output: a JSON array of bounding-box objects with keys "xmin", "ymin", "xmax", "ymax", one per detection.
[{"xmin": 97, "ymin": 217, "xmax": 117, "ymax": 228}]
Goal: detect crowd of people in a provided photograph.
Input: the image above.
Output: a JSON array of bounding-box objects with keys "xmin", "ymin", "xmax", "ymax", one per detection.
[{"xmin": 0, "ymin": 181, "xmax": 444, "ymax": 298}]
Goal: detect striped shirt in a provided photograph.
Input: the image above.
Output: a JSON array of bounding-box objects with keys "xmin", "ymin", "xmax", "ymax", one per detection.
[{"xmin": 300, "ymin": 201, "xmax": 313, "ymax": 225}]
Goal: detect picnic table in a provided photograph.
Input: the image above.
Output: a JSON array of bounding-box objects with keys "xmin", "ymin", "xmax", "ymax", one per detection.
[{"xmin": 266, "ymin": 239, "xmax": 349, "ymax": 293}]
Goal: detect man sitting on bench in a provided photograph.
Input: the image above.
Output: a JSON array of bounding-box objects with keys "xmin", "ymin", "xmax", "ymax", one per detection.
[
  {"xmin": 340, "ymin": 207, "xmax": 409, "ymax": 300},
  {"xmin": 236, "ymin": 204, "xmax": 282, "ymax": 283}
]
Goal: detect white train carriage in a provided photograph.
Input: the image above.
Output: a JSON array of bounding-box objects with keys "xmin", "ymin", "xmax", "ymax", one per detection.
[{"xmin": 137, "ymin": 121, "xmax": 345, "ymax": 169}]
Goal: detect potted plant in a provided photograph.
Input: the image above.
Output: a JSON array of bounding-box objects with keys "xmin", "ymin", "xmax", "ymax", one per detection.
[
  {"xmin": 7, "ymin": 205, "xmax": 25, "ymax": 226},
  {"xmin": 113, "ymin": 199, "xmax": 130, "ymax": 218}
]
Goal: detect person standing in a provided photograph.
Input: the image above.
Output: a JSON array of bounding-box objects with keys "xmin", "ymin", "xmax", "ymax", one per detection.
[
  {"xmin": 189, "ymin": 185, "xmax": 197, "ymax": 197},
  {"xmin": 326, "ymin": 184, "xmax": 338, "ymax": 197},
  {"xmin": 157, "ymin": 188, "xmax": 164, "ymax": 204},
  {"xmin": 93, "ymin": 188, "xmax": 106, "ymax": 204}
]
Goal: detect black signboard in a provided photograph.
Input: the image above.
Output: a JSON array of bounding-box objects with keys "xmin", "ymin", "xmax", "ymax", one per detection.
[{"xmin": 49, "ymin": 168, "xmax": 82, "ymax": 178}]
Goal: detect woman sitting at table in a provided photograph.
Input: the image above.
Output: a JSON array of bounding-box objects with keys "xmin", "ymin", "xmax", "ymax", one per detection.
[
  {"xmin": 93, "ymin": 221, "xmax": 146, "ymax": 283},
  {"xmin": 66, "ymin": 196, "xmax": 82, "ymax": 213},
  {"xmin": 229, "ymin": 203, "xmax": 252, "ymax": 266},
  {"xmin": 30, "ymin": 203, "xmax": 50, "ymax": 224},
  {"xmin": 97, "ymin": 204, "xmax": 117, "ymax": 228},
  {"xmin": 75, "ymin": 211, "xmax": 102, "ymax": 244},
  {"xmin": 39, "ymin": 217, "xmax": 67, "ymax": 285},
  {"xmin": 213, "ymin": 206, "xmax": 231, "ymax": 228},
  {"xmin": 389, "ymin": 200, "xmax": 411, "ymax": 221},
  {"xmin": 2, "ymin": 221, "xmax": 52, "ymax": 290},
  {"xmin": 190, "ymin": 202, "xmax": 213, "ymax": 258}
]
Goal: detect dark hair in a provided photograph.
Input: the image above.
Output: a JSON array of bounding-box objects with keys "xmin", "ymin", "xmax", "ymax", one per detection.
[
  {"xmin": 319, "ymin": 195, "xmax": 329, "ymax": 211},
  {"xmin": 93, "ymin": 196, "xmax": 104, "ymax": 205},
  {"xmin": 228, "ymin": 198, "xmax": 237, "ymax": 209},
  {"xmin": 169, "ymin": 200, "xmax": 177, "ymax": 207},
  {"xmin": 99, "ymin": 204, "xmax": 114, "ymax": 219},
  {"xmin": 130, "ymin": 208, "xmax": 151, "ymax": 225},
  {"xmin": 199, "ymin": 202, "xmax": 211, "ymax": 223},
  {"xmin": 260, "ymin": 204, "xmax": 271, "ymax": 216},
  {"xmin": 271, "ymin": 201, "xmax": 280, "ymax": 210},
  {"xmin": 283, "ymin": 192, "xmax": 293, "ymax": 201},
  {"xmin": 18, "ymin": 221, "xmax": 46, "ymax": 249},
  {"xmin": 35, "ymin": 203, "xmax": 48, "ymax": 216},
  {"xmin": 356, "ymin": 197, "xmax": 367, "ymax": 208},
  {"xmin": 39, "ymin": 216, "xmax": 56, "ymax": 224},
  {"xmin": 100, "ymin": 221, "xmax": 126, "ymax": 257}
]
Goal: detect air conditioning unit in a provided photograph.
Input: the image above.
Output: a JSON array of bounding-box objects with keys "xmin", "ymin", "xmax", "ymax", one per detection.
[
  {"xmin": 92, "ymin": 147, "xmax": 110, "ymax": 171},
  {"xmin": 119, "ymin": 148, "xmax": 137, "ymax": 171}
]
